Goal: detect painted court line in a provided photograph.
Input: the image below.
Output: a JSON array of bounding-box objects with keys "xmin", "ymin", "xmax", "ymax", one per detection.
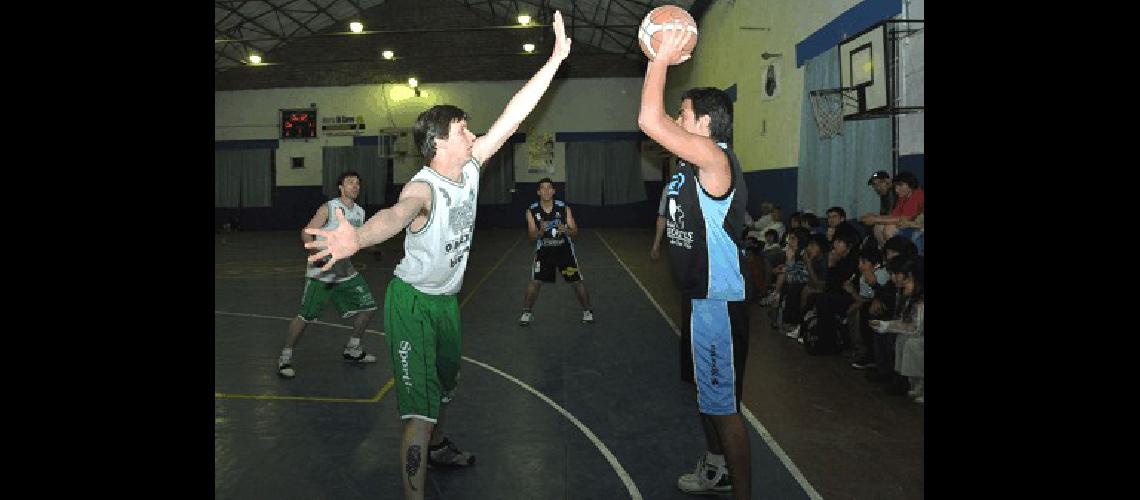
[
  {"xmin": 216, "ymin": 236, "xmax": 640, "ymax": 498},
  {"xmin": 594, "ymin": 230, "xmax": 823, "ymax": 500},
  {"xmin": 214, "ymin": 310, "xmax": 640, "ymax": 499}
]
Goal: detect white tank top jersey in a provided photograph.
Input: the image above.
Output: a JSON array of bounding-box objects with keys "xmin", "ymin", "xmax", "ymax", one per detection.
[
  {"xmin": 394, "ymin": 158, "xmax": 481, "ymax": 295},
  {"xmin": 306, "ymin": 198, "xmax": 366, "ymax": 283}
]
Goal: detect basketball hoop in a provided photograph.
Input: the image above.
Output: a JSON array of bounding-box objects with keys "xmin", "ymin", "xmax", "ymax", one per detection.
[{"xmin": 809, "ymin": 86, "xmax": 863, "ymax": 139}]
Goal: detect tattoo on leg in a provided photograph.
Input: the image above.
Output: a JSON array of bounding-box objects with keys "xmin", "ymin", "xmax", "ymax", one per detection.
[{"xmin": 406, "ymin": 445, "xmax": 421, "ymax": 492}]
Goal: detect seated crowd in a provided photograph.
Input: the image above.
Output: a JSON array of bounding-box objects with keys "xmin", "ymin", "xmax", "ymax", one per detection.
[{"xmin": 743, "ymin": 170, "xmax": 925, "ymax": 404}]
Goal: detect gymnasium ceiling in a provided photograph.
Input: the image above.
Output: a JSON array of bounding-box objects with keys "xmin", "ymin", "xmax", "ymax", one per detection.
[{"xmin": 215, "ymin": 0, "xmax": 708, "ymax": 90}]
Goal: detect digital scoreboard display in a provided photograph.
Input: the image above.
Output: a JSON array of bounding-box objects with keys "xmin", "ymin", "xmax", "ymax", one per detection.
[{"xmin": 281, "ymin": 109, "xmax": 318, "ymax": 139}]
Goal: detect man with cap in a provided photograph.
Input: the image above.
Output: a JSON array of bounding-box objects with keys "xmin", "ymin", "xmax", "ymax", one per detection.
[{"xmin": 860, "ymin": 170, "xmax": 898, "ymax": 222}]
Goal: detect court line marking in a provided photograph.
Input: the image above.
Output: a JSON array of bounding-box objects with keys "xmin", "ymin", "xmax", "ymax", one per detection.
[
  {"xmin": 216, "ymin": 235, "xmax": 641, "ymax": 499},
  {"xmin": 215, "ymin": 378, "xmax": 394, "ymax": 403},
  {"xmin": 594, "ymin": 230, "xmax": 823, "ymax": 500},
  {"xmin": 213, "ymin": 310, "xmax": 641, "ymax": 499}
]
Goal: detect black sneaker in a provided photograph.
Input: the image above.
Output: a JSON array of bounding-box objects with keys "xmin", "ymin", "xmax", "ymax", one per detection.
[{"xmin": 428, "ymin": 437, "xmax": 475, "ymax": 468}]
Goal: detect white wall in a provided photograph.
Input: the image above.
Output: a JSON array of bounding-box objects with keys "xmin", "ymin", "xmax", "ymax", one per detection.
[{"xmin": 215, "ymin": 78, "xmax": 661, "ymax": 186}]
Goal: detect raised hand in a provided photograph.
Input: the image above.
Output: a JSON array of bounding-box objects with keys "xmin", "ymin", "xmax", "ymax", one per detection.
[
  {"xmin": 653, "ymin": 22, "xmax": 692, "ymax": 65},
  {"xmin": 551, "ymin": 10, "xmax": 572, "ymax": 61},
  {"xmin": 303, "ymin": 208, "xmax": 361, "ymax": 272}
]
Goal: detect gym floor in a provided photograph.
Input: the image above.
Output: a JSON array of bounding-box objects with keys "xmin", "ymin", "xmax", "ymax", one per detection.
[{"xmin": 215, "ymin": 227, "xmax": 923, "ymax": 499}]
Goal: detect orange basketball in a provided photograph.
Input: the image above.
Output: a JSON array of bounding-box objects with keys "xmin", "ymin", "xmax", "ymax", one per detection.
[{"xmin": 638, "ymin": 5, "xmax": 699, "ymax": 64}]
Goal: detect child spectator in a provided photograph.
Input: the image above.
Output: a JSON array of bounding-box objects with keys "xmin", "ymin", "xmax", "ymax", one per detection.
[{"xmin": 871, "ymin": 254, "xmax": 924, "ymax": 403}]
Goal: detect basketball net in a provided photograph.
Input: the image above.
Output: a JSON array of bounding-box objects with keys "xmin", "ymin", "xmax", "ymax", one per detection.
[{"xmin": 809, "ymin": 87, "xmax": 858, "ymax": 139}]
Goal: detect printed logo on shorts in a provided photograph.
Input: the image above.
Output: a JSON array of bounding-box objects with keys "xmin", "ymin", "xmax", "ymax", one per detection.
[
  {"xmin": 710, "ymin": 343, "xmax": 720, "ymax": 387},
  {"xmin": 398, "ymin": 341, "xmax": 413, "ymax": 389}
]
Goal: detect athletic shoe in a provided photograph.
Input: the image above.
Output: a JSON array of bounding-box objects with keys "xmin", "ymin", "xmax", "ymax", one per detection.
[
  {"xmin": 278, "ymin": 359, "xmax": 295, "ymax": 379},
  {"xmin": 851, "ymin": 358, "xmax": 877, "ymax": 370},
  {"xmin": 784, "ymin": 324, "xmax": 800, "ymax": 339},
  {"xmin": 343, "ymin": 349, "xmax": 377, "ymax": 363},
  {"xmin": 582, "ymin": 310, "xmax": 594, "ymax": 323},
  {"xmin": 759, "ymin": 291, "xmax": 781, "ymax": 307},
  {"xmin": 428, "ymin": 437, "xmax": 475, "ymax": 468},
  {"xmin": 519, "ymin": 311, "xmax": 533, "ymax": 326},
  {"xmin": 677, "ymin": 453, "xmax": 732, "ymax": 494}
]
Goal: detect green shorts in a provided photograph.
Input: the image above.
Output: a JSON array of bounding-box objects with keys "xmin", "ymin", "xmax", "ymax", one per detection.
[
  {"xmin": 384, "ymin": 276, "xmax": 462, "ymax": 422},
  {"xmin": 297, "ymin": 274, "xmax": 377, "ymax": 321}
]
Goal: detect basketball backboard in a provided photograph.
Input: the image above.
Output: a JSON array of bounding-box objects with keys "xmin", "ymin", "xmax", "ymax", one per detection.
[{"xmin": 838, "ymin": 19, "xmax": 923, "ymax": 120}]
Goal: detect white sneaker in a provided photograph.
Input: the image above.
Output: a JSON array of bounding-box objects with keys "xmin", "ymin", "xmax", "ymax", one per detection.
[
  {"xmin": 343, "ymin": 349, "xmax": 377, "ymax": 363},
  {"xmin": 785, "ymin": 324, "xmax": 800, "ymax": 339},
  {"xmin": 582, "ymin": 310, "xmax": 594, "ymax": 323},
  {"xmin": 278, "ymin": 357, "xmax": 295, "ymax": 379},
  {"xmin": 519, "ymin": 311, "xmax": 533, "ymax": 326},
  {"xmin": 677, "ymin": 454, "xmax": 732, "ymax": 494}
]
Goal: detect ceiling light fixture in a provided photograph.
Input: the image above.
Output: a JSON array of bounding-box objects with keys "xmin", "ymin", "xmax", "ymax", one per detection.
[
  {"xmin": 249, "ymin": 54, "xmax": 262, "ymax": 64},
  {"xmin": 349, "ymin": 21, "xmax": 363, "ymax": 33},
  {"xmin": 382, "ymin": 50, "xmax": 394, "ymax": 60},
  {"xmin": 518, "ymin": 14, "xmax": 531, "ymax": 25},
  {"xmin": 523, "ymin": 43, "xmax": 535, "ymax": 53}
]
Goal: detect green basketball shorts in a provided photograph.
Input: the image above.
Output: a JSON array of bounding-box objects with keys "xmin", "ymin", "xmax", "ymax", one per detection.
[
  {"xmin": 297, "ymin": 274, "xmax": 377, "ymax": 321},
  {"xmin": 384, "ymin": 276, "xmax": 462, "ymax": 422}
]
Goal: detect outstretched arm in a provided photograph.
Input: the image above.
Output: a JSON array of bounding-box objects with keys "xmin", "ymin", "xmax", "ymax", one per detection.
[
  {"xmin": 637, "ymin": 25, "xmax": 729, "ymax": 193},
  {"xmin": 471, "ymin": 10, "xmax": 572, "ymax": 167},
  {"xmin": 305, "ymin": 182, "xmax": 431, "ymax": 271}
]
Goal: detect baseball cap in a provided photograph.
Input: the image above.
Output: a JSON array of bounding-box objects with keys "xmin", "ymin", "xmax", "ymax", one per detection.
[{"xmin": 867, "ymin": 171, "xmax": 891, "ymax": 185}]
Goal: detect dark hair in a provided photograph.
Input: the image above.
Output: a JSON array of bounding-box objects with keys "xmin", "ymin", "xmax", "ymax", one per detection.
[
  {"xmin": 537, "ymin": 177, "xmax": 555, "ymax": 189},
  {"xmin": 414, "ymin": 105, "xmax": 470, "ymax": 163},
  {"xmin": 860, "ymin": 245, "xmax": 883, "ymax": 265},
  {"xmin": 883, "ymin": 235, "xmax": 918, "ymax": 258},
  {"xmin": 887, "ymin": 254, "xmax": 925, "ymax": 321},
  {"xmin": 893, "ymin": 171, "xmax": 919, "ymax": 189},
  {"xmin": 336, "ymin": 170, "xmax": 361, "ymax": 186},
  {"xmin": 832, "ymin": 222, "xmax": 860, "ymax": 250},
  {"xmin": 788, "ymin": 227, "xmax": 811, "ymax": 247},
  {"xmin": 826, "ymin": 206, "xmax": 847, "ymax": 220},
  {"xmin": 764, "ymin": 229, "xmax": 778, "ymax": 241},
  {"xmin": 801, "ymin": 212, "xmax": 819, "ymax": 229},
  {"xmin": 681, "ymin": 87, "xmax": 733, "ymax": 144},
  {"xmin": 807, "ymin": 233, "xmax": 830, "ymax": 253}
]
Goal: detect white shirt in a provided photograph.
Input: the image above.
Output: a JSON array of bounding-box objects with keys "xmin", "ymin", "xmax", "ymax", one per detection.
[{"xmin": 393, "ymin": 158, "xmax": 481, "ymax": 295}]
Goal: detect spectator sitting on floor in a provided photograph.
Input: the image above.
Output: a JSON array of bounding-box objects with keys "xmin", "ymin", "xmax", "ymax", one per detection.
[
  {"xmin": 849, "ymin": 245, "xmax": 892, "ymax": 370},
  {"xmin": 799, "ymin": 225, "xmax": 861, "ymax": 350},
  {"xmin": 825, "ymin": 206, "xmax": 847, "ymax": 242},
  {"xmin": 871, "ymin": 254, "xmax": 925, "ymax": 404},
  {"xmin": 762, "ymin": 228, "xmax": 812, "ymax": 334},
  {"xmin": 865, "ymin": 171, "xmax": 924, "ymax": 246}
]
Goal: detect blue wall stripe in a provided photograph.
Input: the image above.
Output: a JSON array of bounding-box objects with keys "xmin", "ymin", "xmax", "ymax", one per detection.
[
  {"xmin": 215, "ymin": 139, "xmax": 279, "ymax": 150},
  {"xmin": 555, "ymin": 131, "xmax": 647, "ymax": 142},
  {"xmin": 743, "ymin": 167, "xmax": 798, "ymax": 220},
  {"xmin": 898, "ymin": 153, "xmax": 924, "ymax": 188},
  {"xmin": 795, "ymin": 0, "xmax": 902, "ymax": 67},
  {"xmin": 353, "ymin": 136, "xmax": 378, "ymax": 146}
]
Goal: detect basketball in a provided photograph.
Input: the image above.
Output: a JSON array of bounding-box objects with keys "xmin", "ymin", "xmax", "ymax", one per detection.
[{"xmin": 638, "ymin": 5, "xmax": 698, "ymax": 64}]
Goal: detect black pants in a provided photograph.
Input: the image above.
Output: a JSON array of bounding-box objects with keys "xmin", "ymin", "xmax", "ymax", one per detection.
[
  {"xmin": 810, "ymin": 291, "xmax": 855, "ymax": 348},
  {"xmin": 859, "ymin": 300, "xmax": 891, "ymax": 361}
]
